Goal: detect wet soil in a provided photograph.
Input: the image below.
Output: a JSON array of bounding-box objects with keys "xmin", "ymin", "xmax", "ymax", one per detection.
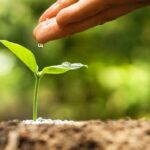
[{"xmin": 0, "ymin": 119, "xmax": 150, "ymax": 150}]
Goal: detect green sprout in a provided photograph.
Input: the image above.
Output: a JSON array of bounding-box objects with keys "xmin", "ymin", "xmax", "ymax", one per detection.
[{"xmin": 0, "ymin": 40, "xmax": 87, "ymax": 121}]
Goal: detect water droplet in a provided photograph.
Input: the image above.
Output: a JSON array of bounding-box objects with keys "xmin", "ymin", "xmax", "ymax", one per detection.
[{"xmin": 38, "ymin": 43, "xmax": 44, "ymax": 48}]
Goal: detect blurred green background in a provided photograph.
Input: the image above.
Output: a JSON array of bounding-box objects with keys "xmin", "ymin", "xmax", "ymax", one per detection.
[{"xmin": 0, "ymin": 0, "xmax": 150, "ymax": 121}]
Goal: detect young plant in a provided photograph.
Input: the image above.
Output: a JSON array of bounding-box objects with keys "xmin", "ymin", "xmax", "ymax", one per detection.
[{"xmin": 0, "ymin": 40, "xmax": 87, "ymax": 121}]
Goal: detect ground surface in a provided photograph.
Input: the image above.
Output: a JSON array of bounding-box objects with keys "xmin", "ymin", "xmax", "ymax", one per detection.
[{"xmin": 0, "ymin": 119, "xmax": 150, "ymax": 150}]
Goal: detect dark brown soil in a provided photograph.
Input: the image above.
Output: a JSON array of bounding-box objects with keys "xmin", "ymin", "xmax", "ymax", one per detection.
[{"xmin": 0, "ymin": 119, "xmax": 150, "ymax": 150}]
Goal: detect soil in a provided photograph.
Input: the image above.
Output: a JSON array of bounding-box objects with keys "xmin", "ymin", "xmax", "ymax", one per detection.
[{"xmin": 0, "ymin": 119, "xmax": 150, "ymax": 150}]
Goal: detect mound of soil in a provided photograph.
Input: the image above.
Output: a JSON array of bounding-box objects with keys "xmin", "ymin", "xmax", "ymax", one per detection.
[{"xmin": 0, "ymin": 119, "xmax": 150, "ymax": 150}]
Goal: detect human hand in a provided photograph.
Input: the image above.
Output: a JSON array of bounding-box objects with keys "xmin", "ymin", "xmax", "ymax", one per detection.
[{"xmin": 33, "ymin": 0, "xmax": 150, "ymax": 43}]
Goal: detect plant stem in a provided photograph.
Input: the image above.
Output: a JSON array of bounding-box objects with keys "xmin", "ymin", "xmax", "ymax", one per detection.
[{"xmin": 33, "ymin": 75, "xmax": 41, "ymax": 121}]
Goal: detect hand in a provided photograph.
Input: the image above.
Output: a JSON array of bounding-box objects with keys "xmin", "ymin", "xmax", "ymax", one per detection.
[{"xmin": 33, "ymin": 0, "xmax": 150, "ymax": 43}]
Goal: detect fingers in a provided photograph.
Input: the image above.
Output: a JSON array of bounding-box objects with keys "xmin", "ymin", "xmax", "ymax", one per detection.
[
  {"xmin": 39, "ymin": 0, "xmax": 78, "ymax": 22},
  {"xmin": 33, "ymin": 18, "xmax": 67, "ymax": 43},
  {"xmin": 60, "ymin": 4, "xmax": 140, "ymax": 35},
  {"xmin": 56, "ymin": 0, "xmax": 107, "ymax": 25},
  {"xmin": 33, "ymin": 3, "xmax": 143, "ymax": 43}
]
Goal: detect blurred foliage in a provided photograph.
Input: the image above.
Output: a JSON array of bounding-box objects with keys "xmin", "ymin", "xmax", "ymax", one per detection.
[{"xmin": 0, "ymin": 0, "xmax": 150, "ymax": 120}]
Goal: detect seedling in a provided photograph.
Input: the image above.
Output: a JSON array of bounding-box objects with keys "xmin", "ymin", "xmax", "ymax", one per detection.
[{"xmin": 0, "ymin": 40, "xmax": 87, "ymax": 121}]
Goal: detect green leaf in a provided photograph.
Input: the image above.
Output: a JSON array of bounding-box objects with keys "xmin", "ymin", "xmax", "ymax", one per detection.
[
  {"xmin": 0, "ymin": 40, "xmax": 38, "ymax": 73},
  {"xmin": 41, "ymin": 62, "xmax": 88, "ymax": 75}
]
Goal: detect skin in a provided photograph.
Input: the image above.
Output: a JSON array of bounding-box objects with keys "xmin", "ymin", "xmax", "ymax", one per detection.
[{"xmin": 33, "ymin": 0, "xmax": 150, "ymax": 43}]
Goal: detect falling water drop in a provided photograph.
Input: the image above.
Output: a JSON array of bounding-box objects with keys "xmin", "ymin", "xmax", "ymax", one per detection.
[{"xmin": 38, "ymin": 43, "xmax": 44, "ymax": 48}]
